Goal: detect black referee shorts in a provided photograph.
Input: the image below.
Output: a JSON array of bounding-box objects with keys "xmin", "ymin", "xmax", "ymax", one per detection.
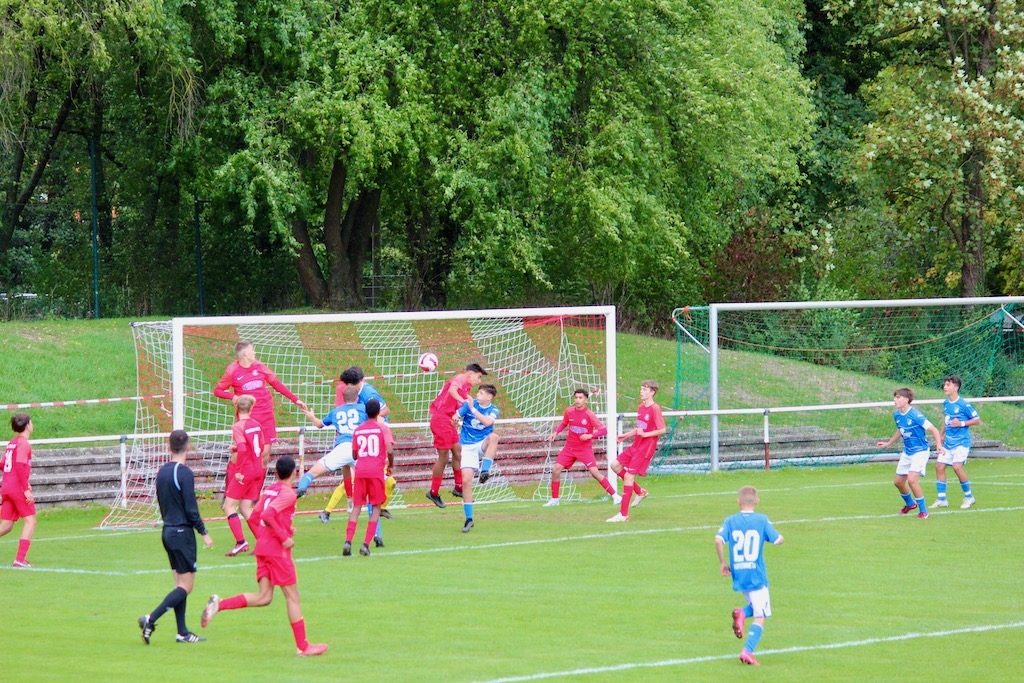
[{"xmin": 162, "ymin": 525, "xmax": 198, "ymax": 574}]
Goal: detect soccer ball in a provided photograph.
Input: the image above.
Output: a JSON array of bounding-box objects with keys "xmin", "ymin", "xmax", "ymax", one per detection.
[{"xmin": 418, "ymin": 352, "xmax": 439, "ymax": 372}]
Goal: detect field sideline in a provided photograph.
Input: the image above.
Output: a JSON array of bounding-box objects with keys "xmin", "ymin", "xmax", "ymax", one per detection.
[{"xmin": 1, "ymin": 459, "xmax": 1021, "ymax": 682}]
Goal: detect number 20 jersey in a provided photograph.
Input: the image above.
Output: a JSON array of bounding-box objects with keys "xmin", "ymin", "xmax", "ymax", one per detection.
[{"xmin": 716, "ymin": 511, "xmax": 781, "ymax": 592}]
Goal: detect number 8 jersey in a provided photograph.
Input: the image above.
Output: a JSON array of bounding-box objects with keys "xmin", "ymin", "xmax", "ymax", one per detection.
[{"xmin": 716, "ymin": 511, "xmax": 781, "ymax": 592}]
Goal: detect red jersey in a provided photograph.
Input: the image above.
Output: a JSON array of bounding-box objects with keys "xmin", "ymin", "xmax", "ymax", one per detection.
[
  {"xmin": 428, "ymin": 374, "xmax": 471, "ymax": 418},
  {"xmin": 1, "ymin": 434, "xmax": 32, "ymax": 495},
  {"xmin": 214, "ymin": 361, "xmax": 300, "ymax": 425},
  {"xmin": 554, "ymin": 407, "xmax": 607, "ymax": 454},
  {"xmin": 352, "ymin": 419, "xmax": 394, "ymax": 480},
  {"xmin": 627, "ymin": 401, "xmax": 666, "ymax": 460},
  {"xmin": 231, "ymin": 417, "xmax": 265, "ymax": 475},
  {"xmin": 254, "ymin": 481, "xmax": 297, "ymax": 558}
]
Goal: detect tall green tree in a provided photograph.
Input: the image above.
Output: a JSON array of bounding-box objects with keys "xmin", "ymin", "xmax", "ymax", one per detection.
[{"xmin": 830, "ymin": 0, "xmax": 1024, "ymax": 296}]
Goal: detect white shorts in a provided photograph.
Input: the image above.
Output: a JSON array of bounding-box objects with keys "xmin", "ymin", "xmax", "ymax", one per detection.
[
  {"xmin": 896, "ymin": 450, "xmax": 930, "ymax": 476},
  {"xmin": 937, "ymin": 445, "xmax": 969, "ymax": 466},
  {"xmin": 741, "ymin": 586, "xmax": 772, "ymax": 619},
  {"xmin": 319, "ymin": 442, "xmax": 354, "ymax": 472},
  {"xmin": 460, "ymin": 441, "xmax": 483, "ymax": 471}
]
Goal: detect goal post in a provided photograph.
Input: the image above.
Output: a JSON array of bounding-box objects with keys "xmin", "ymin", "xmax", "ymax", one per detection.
[
  {"xmin": 102, "ymin": 306, "xmax": 616, "ymax": 528},
  {"xmin": 668, "ymin": 296, "xmax": 1024, "ymax": 471}
]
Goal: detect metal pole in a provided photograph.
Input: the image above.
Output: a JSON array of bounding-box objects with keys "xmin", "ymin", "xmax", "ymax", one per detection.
[
  {"xmin": 119, "ymin": 434, "xmax": 128, "ymax": 508},
  {"xmin": 89, "ymin": 138, "xmax": 100, "ymax": 319},
  {"xmin": 193, "ymin": 196, "xmax": 206, "ymax": 315},
  {"xmin": 709, "ymin": 304, "xmax": 719, "ymax": 471},
  {"xmin": 763, "ymin": 409, "xmax": 771, "ymax": 471}
]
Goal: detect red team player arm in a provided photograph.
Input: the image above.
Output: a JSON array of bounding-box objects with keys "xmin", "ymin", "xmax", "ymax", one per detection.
[
  {"xmin": 588, "ymin": 410, "xmax": 608, "ymax": 439},
  {"xmin": 12, "ymin": 440, "xmax": 32, "ymax": 494},
  {"xmin": 213, "ymin": 367, "xmax": 237, "ymax": 401},
  {"xmin": 261, "ymin": 499, "xmax": 292, "ymax": 547},
  {"xmin": 264, "ymin": 368, "xmax": 302, "ymax": 404}
]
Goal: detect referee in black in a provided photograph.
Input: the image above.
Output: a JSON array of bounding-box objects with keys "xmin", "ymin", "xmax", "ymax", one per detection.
[{"xmin": 139, "ymin": 429, "xmax": 214, "ymax": 644}]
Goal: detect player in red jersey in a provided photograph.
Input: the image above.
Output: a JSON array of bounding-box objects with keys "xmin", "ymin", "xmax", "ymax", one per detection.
[
  {"xmin": 223, "ymin": 395, "xmax": 270, "ymax": 557},
  {"xmin": 200, "ymin": 456, "xmax": 328, "ymax": 657},
  {"xmin": 1, "ymin": 413, "xmax": 37, "ymax": 567},
  {"xmin": 343, "ymin": 399, "xmax": 395, "ymax": 557},
  {"xmin": 425, "ymin": 362, "xmax": 487, "ymax": 508},
  {"xmin": 543, "ymin": 388, "xmax": 620, "ymax": 507},
  {"xmin": 607, "ymin": 380, "xmax": 667, "ymax": 522},
  {"xmin": 213, "ymin": 340, "xmax": 307, "ymax": 448}
]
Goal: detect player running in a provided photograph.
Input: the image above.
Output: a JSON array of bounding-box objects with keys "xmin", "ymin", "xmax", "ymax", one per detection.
[
  {"xmin": 715, "ymin": 485, "xmax": 784, "ymax": 667},
  {"xmin": 1, "ymin": 413, "xmax": 37, "ymax": 567},
  {"xmin": 200, "ymin": 456, "xmax": 328, "ymax": 657}
]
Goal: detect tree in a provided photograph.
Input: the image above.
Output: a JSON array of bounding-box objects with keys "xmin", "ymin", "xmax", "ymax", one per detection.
[{"xmin": 831, "ymin": 0, "xmax": 1024, "ymax": 296}]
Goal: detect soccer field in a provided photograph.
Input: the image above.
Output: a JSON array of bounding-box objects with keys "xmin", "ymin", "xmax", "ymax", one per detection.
[{"xmin": 1, "ymin": 460, "xmax": 1022, "ymax": 682}]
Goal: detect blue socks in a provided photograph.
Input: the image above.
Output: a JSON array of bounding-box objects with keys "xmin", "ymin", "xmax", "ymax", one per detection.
[
  {"xmin": 464, "ymin": 502, "xmax": 474, "ymax": 521},
  {"xmin": 481, "ymin": 458, "xmax": 492, "ymax": 474},
  {"xmin": 743, "ymin": 604, "xmax": 754, "ymax": 618},
  {"xmin": 901, "ymin": 492, "xmax": 914, "ymax": 507},
  {"xmin": 936, "ymin": 480, "xmax": 947, "ymax": 501},
  {"xmin": 961, "ymin": 480, "xmax": 972, "ymax": 497},
  {"xmin": 915, "ymin": 496, "xmax": 926, "ymax": 513},
  {"xmin": 744, "ymin": 623, "xmax": 764, "ymax": 653},
  {"xmin": 297, "ymin": 472, "xmax": 314, "ymax": 494}
]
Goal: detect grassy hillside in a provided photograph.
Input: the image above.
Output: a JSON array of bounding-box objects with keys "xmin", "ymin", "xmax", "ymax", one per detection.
[{"xmin": 1, "ymin": 317, "xmax": 1021, "ymax": 448}]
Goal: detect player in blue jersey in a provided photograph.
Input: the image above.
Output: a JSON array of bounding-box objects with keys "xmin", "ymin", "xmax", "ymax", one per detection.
[
  {"xmin": 933, "ymin": 375, "xmax": 980, "ymax": 509},
  {"xmin": 323, "ymin": 367, "xmax": 395, "ymax": 528},
  {"xmin": 715, "ymin": 486, "xmax": 784, "ymax": 667},
  {"xmin": 454, "ymin": 384, "xmax": 499, "ymax": 533},
  {"xmin": 296, "ymin": 384, "xmax": 367, "ymax": 501},
  {"xmin": 876, "ymin": 387, "xmax": 945, "ymax": 519}
]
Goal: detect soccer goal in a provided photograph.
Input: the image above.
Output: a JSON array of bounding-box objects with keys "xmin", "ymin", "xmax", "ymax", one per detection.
[
  {"xmin": 100, "ymin": 306, "xmax": 616, "ymax": 528},
  {"xmin": 662, "ymin": 296, "xmax": 1024, "ymax": 471}
]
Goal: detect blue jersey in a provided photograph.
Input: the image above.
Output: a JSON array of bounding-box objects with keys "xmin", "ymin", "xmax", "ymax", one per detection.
[
  {"xmin": 360, "ymin": 383, "xmax": 387, "ymax": 421},
  {"xmin": 322, "ymin": 403, "xmax": 368, "ymax": 447},
  {"xmin": 717, "ymin": 511, "xmax": 780, "ymax": 593},
  {"xmin": 943, "ymin": 397, "xmax": 978, "ymax": 449},
  {"xmin": 458, "ymin": 400, "xmax": 499, "ymax": 445},
  {"xmin": 894, "ymin": 407, "xmax": 932, "ymax": 455}
]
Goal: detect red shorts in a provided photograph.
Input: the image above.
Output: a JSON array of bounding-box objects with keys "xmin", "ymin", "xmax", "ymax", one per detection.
[
  {"xmin": 430, "ymin": 412, "xmax": 459, "ymax": 450},
  {"xmin": 616, "ymin": 444, "xmax": 654, "ymax": 477},
  {"xmin": 256, "ymin": 552, "xmax": 297, "ymax": 587},
  {"xmin": 354, "ymin": 477, "xmax": 386, "ymax": 506},
  {"xmin": 261, "ymin": 417, "xmax": 278, "ymax": 444},
  {"xmin": 556, "ymin": 448, "xmax": 598, "ymax": 470},
  {"xmin": 225, "ymin": 464, "xmax": 264, "ymax": 501},
  {"xmin": 1, "ymin": 491, "xmax": 35, "ymax": 521}
]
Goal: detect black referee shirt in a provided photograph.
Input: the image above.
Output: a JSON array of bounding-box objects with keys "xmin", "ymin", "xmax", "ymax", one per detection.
[{"xmin": 156, "ymin": 461, "xmax": 208, "ymax": 535}]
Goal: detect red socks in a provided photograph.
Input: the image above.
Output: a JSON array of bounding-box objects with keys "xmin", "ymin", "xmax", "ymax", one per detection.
[
  {"xmin": 16, "ymin": 539, "xmax": 30, "ymax": 564},
  {"xmin": 363, "ymin": 521, "xmax": 378, "ymax": 546},
  {"xmin": 227, "ymin": 514, "xmax": 245, "ymax": 543},
  {"xmin": 346, "ymin": 520, "xmax": 357, "ymax": 543},
  {"xmin": 619, "ymin": 485, "xmax": 634, "ymax": 516},
  {"xmin": 218, "ymin": 594, "xmax": 248, "ymax": 611},
  {"xmin": 600, "ymin": 477, "xmax": 615, "ymax": 495},
  {"xmin": 551, "ymin": 481, "xmax": 561, "ymax": 499},
  {"xmin": 344, "ymin": 476, "xmax": 353, "ymax": 498},
  {"xmin": 291, "ymin": 618, "xmax": 308, "ymax": 651},
  {"xmin": 430, "ymin": 476, "xmax": 443, "ymax": 496}
]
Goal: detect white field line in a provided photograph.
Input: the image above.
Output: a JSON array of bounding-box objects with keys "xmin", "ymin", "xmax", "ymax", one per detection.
[
  {"xmin": 470, "ymin": 621, "xmax": 1024, "ymax": 683},
  {"xmin": 4, "ymin": 505, "xmax": 1023, "ymax": 576}
]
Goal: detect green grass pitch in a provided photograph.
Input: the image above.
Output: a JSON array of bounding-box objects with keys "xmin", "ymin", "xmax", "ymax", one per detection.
[{"xmin": 1, "ymin": 459, "xmax": 1022, "ymax": 682}]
